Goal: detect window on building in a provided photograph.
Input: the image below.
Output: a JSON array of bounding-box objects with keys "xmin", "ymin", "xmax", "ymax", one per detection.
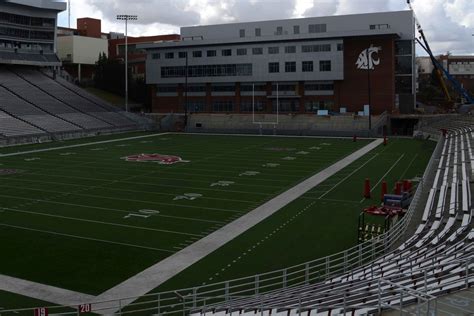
[
  {"xmin": 293, "ymin": 25, "xmax": 300, "ymax": 34},
  {"xmin": 308, "ymin": 24, "xmax": 327, "ymax": 33},
  {"xmin": 305, "ymin": 83, "xmax": 334, "ymax": 91},
  {"xmin": 222, "ymin": 49, "xmax": 232, "ymax": 56},
  {"xmin": 268, "ymin": 47, "xmax": 279, "ymax": 54},
  {"xmin": 240, "ymin": 83, "xmax": 267, "ymax": 92},
  {"xmin": 395, "ymin": 76, "xmax": 413, "ymax": 93},
  {"xmin": 395, "ymin": 40, "xmax": 412, "ymax": 55},
  {"xmin": 276, "ymin": 26, "xmax": 283, "ymax": 35},
  {"xmin": 337, "ymin": 43, "xmax": 343, "ymax": 51},
  {"xmin": 152, "ymin": 53, "xmax": 160, "ymax": 59},
  {"xmin": 161, "ymin": 64, "xmax": 252, "ymax": 78},
  {"xmin": 370, "ymin": 24, "xmax": 390, "ymax": 30},
  {"xmin": 156, "ymin": 84, "xmax": 178, "ymax": 93},
  {"xmin": 237, "ymin": 48, "xmax": 247, "ymax": 56},
  {"xmin": 212, "ymin": 100, "xmax": 234, "ymax": 112},
  {"xmin": 319, "ymin": 60, "xmax": 331, "ymax": 72},
  {"xmin": 268, "ymin": 62, "xmax": 279, "ymax": 73},
  {"xmin": 285, "ymin": 46, "xmax": 296, "ymax": 54},
  {"xmin": 240, "ymin": 100, "xmax": 265, "ymax": 112},
  {"xmin": 252, "ymin": 47, "xmax": 263, "ymax": 55},
  {"xmin": 165, "ymin": 52, "xmax": 174, "ymax": 59},
  {"xmin": 207, "ymin": 50, "xmax": 217, "ymax": 57},
  {"xmin": 255, "ymin": 28, "xmax": 261, "ymax": 37},
  {"xmin": 285, "ymin": 62, "xmax": 296, "ymax": 72},
  {"xmin": 186, "ymin": 101, "xmax": 206, "ymax": 113},
  {"xmin": 192, "ymin": 51, "xmax": 202, "ymax": 58},
  {"xmin": 302, "ymin": 61, "xmax": 313, "ymax": 72},
  {"xmin": 301, "ymin": 44, "xmax": 331, "ymax": 53},
  {"xmin": 396, "ymin": 56, "xmax": 413, "ymax": 74},
  {"xmin": 239, "ymin": 29, "xmax": 245, "ymax": 38},
  {"xmin": 178, "ymin": 51, "xmax": 187, "ymax": 58},
  {"xmin": 272, "ymin": 99, "xmax": 299, "ymax": 112},
  {"xmin": 186, "ymin": 85, "xmax": 207, "ymax": 92},
  {"xmin": 211, "ymin": 84, "xmax": 235, "ymax": 92},
  {"xmin": 305, "ymin": 101, "xmax": 321, "ymax": 112}
]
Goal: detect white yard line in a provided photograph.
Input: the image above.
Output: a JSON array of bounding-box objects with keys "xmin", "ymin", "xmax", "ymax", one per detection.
[
  {"xmin": 317, "ymin": 153, "xmax": 380, "ymax": 199},
  {"xmin": 359, "ymin": 153, "xmax": 405, "ymax": 203},
  {"xmin": 92, "ymin": 138, "xmax": 383, "ymax": 312},
  {"xmin": 0, "ymin": 223, "xmax": 174, "ymax": 253},
  {"xmin": 0, "ymin": 274, "xmax": 94, "ymax": 306},
  {"xmin": 0, "ymin": 132, "xmax": 170, "ymax": 157},
  {"xmin": 0, "ymin": 207, "xmax": 201, "ymax": 237}
]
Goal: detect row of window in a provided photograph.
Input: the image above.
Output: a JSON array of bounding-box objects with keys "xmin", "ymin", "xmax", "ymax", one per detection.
[
  {"xmin": 161, "ymin": 64, "xmax": 253, "ymax": 78},
  {"xmin": 0, "ymin": 26, "xmax": 54, "ymax": 40},
  {"xmin": 157, "ymin": 83, "xmax": 334, "ymax": 93},
  {"xmin": 238, "ymin": 23, "xmax": 327, "ymax": 38},
  {"xmin": 159, "ymin": 60, "xmax": 331, "ymax": 78},
  {"xmin": 269, "ymin": 60, "xmax": 332, "ymax": 73},
  {"xmin": 0, "ymin": 12, "xmax": 55, "ymax": 28},
  {"xmin": 151, "ymin": 43, "xmax": 340, "ymax": 60},
  {"xmin": 184, "ymin": 99, "xmax": 334, "ymax": 113}
]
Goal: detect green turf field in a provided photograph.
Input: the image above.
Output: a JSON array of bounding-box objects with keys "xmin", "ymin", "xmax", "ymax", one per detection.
[
  {"xmin": 0, "ymin": 132, "xmax": 372, "ymax": 301},
  {"xmin": 145, "ymin": 137, "xmax": 435, "ymax": 294}
]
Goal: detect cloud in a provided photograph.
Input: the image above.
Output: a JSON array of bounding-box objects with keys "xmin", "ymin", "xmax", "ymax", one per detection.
[{"xmin": 57, "ymin": 0, "xmax": 473, "ymax": 55}]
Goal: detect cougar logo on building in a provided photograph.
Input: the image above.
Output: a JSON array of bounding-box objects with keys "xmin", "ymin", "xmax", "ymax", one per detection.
[
  {"xmin": 122, "ymin": 154, "xmax": 189, "ymax": 164},
  {"xmin": 356, "ymin": 45, "xmax": 382, "ymax": 70}
]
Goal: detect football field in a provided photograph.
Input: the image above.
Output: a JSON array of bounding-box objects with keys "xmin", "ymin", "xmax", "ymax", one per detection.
[{"xmin": 0, "ymin": 132, "xmax": 371, "ymax": 298}]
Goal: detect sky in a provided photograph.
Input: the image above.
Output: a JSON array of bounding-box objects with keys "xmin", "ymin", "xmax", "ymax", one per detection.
[{"xmin": 57, "ymin": 0, "xmax": 474, "ymax": 56}]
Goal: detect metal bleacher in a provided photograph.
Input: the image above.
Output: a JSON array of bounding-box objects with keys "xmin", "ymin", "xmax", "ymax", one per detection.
[
  {"xmin": 0, "ymin": 111, "xmax": 43, "ymax": 137},
  {"xmin": 14, "ymin": 67, "xmax": 136, "ymax": 128},
  {"xmin": 0, "ymin": 66, "xmax": 144, "ymax": 140}
]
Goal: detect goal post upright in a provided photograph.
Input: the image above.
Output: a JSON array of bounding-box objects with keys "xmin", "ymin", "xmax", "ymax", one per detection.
[{"xmin": 252, "ymin": 82, "xmax": 279, "ymax": 135}]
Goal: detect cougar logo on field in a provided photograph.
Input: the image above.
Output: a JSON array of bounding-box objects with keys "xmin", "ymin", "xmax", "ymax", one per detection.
[
  {"xmin": 122, "ymin": 153, "xmax": 189, "ymax": 165},
  {"xmin": 356, "ymin": 45, "xmax": 382, "ymax": 70}
]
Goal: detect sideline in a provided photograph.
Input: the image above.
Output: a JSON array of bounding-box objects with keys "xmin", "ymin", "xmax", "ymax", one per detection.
[
  {"xmin": 0, "ymin": 274, "xmax": 94, "ymax": 306},
  {"xmin": 0, "ymin": 132, "xmax": 169, "ymax": 157}
]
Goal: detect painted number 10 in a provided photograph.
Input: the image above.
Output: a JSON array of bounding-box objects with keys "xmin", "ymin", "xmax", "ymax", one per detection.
[{"xmin": 123, "ymin": 209, "xmax": 160, "ymax": 219}]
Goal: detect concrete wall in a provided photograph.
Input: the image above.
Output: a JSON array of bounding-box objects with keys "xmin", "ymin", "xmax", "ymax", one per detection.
[{"xmin": 57, "ymin": 36, "xmax": 108, "ymax": 65}]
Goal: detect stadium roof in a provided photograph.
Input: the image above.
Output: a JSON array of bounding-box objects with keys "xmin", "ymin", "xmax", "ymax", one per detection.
[{"xmin": 5, "ymin": 0, "xmax": 66, "ymax": 11}]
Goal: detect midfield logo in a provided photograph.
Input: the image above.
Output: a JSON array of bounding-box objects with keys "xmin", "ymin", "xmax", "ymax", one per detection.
[{"xmin": 122, "ymin": 154, "xmax": 189, "ymax": 165}]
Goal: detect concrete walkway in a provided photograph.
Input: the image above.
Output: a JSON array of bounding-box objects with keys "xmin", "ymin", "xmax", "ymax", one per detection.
[
  {"xmin": 93, "ymin": 138, "xmax": 383, "ymax": 312},
  {"xmin": 0, "ymin": 274, "xmax": 94, "ymax": 306}
]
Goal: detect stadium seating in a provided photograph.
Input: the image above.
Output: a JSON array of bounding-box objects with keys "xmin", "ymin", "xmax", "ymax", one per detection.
[
  {"xmin": 189, "ymin": 120, "xmax": 473, "ymax": 315},
  {"xmin": 14, "ymin": 67, "xmax": 136, "ymax": 128},
  {"xmin": 0, "ymin": 66, "xmax": 147, "ymax": 139},
  {"xmin": 0, "ymin": 111, "xmax": 43, "ymax": 137}
]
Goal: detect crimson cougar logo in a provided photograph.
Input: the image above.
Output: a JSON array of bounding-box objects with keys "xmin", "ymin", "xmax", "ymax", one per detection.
[
  {"xmin": 356, "ymin": 45, "xmax": 382, "ymax": 70},
  {"xmin": 121, "ymin": 154, "xmax": 189, "ymax": 164}
]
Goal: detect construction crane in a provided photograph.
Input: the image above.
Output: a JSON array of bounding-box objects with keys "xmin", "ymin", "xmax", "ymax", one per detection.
[{"xmin": 407, "ymin": 0, "xmax": 474, "ymax": 108}]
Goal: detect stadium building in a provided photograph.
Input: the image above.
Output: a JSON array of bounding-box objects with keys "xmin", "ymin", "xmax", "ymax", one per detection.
[
  {"xmin": 142, "ymin": 11, "xmax": 416, "ymax": 115},
  {"xmin": 0, "ymin": 0, "xmax": 66, "ymax": 66}
]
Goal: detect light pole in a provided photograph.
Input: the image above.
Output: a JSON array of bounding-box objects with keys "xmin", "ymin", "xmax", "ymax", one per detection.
[
  {"xmin": 366, "ymin": 47, "xmax": 372, "ymax": 131},
  {"xmin": 116, "ymin": 14, "xmax": 138, "ymax": 112}
]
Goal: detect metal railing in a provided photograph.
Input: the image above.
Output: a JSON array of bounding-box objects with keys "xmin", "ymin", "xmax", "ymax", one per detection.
[{"xmin": 0, "ymin": 137, "xmax": 446, "ymax": 315}]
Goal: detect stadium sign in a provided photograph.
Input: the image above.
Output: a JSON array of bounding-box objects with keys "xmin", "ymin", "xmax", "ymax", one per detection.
[
  {"xmin": 356, "ymin": 45, "xmax": 382, "ymax": 70},
  {"xmin": 121, "ymin": 154, "xmax": 189, "ymax": 164}
]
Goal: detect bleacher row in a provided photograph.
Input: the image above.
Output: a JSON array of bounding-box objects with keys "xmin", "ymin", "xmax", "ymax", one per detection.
[
  {"xmin": 193, "ymin": 124, "xmax": 473, "ymax": 315},
  {"xmin": 0, "ymin": 66, "xmax": 138, "ymax": 138}
]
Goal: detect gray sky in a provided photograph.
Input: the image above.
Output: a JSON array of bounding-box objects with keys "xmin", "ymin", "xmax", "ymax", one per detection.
[{"xmin": 58, "ymin": 0, "xmax": 474, "ymax": 55}]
